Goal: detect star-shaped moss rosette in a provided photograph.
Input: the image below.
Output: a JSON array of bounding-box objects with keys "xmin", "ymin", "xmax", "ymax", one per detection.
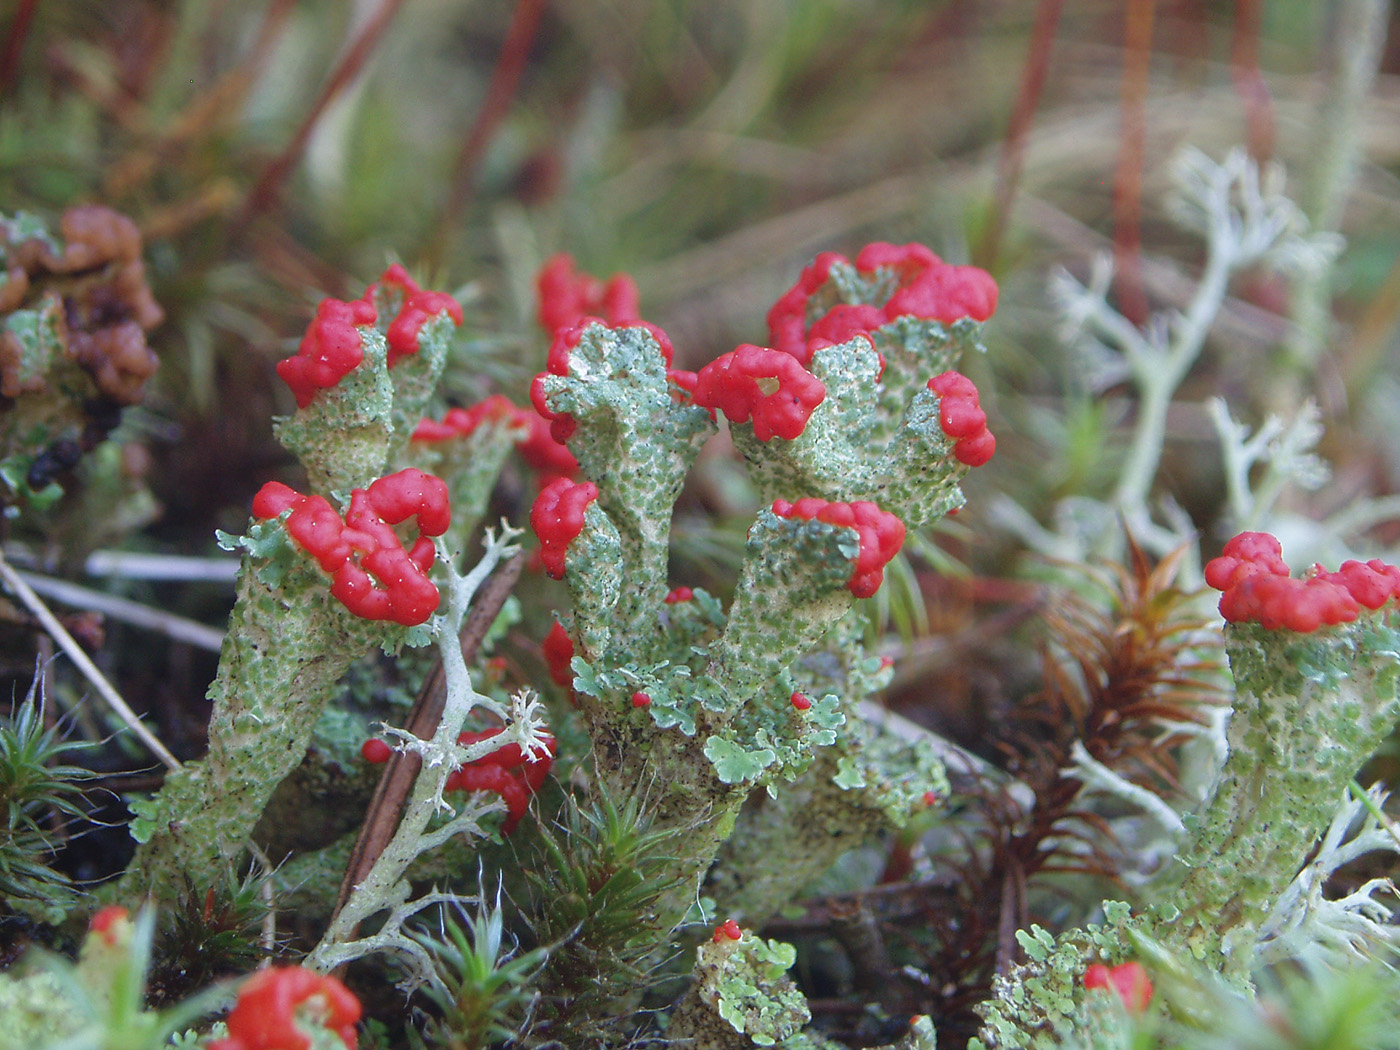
[{"xmin": 275, "ymin": 264, "xmax": 462, "ymax": 493}]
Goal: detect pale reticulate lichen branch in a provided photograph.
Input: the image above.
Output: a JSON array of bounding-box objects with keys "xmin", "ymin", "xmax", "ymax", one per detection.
[
  {"xmin": 1037, "ymin": 148, "xmax": 1341, "ymax": 564},
  {"xmin": 308, "ymin": 526, "xmax": 537, "ymax": 983}
]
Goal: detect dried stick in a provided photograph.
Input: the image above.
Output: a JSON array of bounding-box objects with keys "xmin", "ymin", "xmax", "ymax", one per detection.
[
  {"xmin": 0, "ymin": 0, "xmax": 39, "ymax": 100},
  {"xmin": 0, "ymin": 550, "xmax": 182, "ymax": 771},
  {"xmin": 1112, "ymin": 0, "xmax": 1156, "ymax": 326},
  {"xmin": 424, "ymin": 0, "xmax": 548, "ymax": 267},
  {"xmin": 243, "ymin": 0, "xmax": 409, "ymax": 219},
  {"xmin": 978, "ymin": 0, "xmax": 1066, "ymax": 270}
]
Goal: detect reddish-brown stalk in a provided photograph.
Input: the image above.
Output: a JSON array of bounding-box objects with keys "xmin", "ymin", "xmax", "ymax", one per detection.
[
  {"xmin": 0, "ymin": 0, "xmax": 39, "ymax": 100},
  {"xmin": 243, "ymin": 0, "xmax": 410, "ymax": 219},
  {"xmin": 1112, "ymin": 0, "xmax": 1156, "ymax": 326},
  {"xmin": 426, "ymin": 0, "xmax": 549, "ymax": 267},
  {"xmin": 1230, "ymin": 0, "xmax": 1274, "ymax": 162},
  {"xmin": 979, "ymin": 0, "xmax": 1066, "ymax": 270}
]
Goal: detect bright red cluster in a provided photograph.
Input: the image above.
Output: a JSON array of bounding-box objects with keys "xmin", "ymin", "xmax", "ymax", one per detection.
[
  {"xmin": 411, "ymin": 395, "xmax": 531, "ymax": 443},
  {"xmin": 530, "ymin": 325, "xmax": 590, "ymax": 444},
  {"xmin": 518, "ymin": 413, "xmax": 581, "ymax": 486},
  {"xmin": 276, "ymin": 266, "xmax": 462, "ymax": 409},
  {"xmin": 537, "ymin": 253, "xmax": 641, "ymax": 334},
  {"xmin": 692, "ymin": 344, "xmax": 826, "ymax": 442},
  {"xmin": 664, "ymin": 586, "xmax": 694, "ymax": 604},
  {"xmin": 530, "ymin": 477, "xmax": 600, "ymax": 579},
  {"xmin": 770, "ymin": 498, "xmax": 906, "ymax": 598},
  {"xmin": 361, "ymin": 728, "xmax": 555, "ymax": 833},
  {"xmin": 1204, "ymin": 532, "xmax": 1400, "ymax": 632},
  {"xmin": 767, "ymin": 242, "xmax": 998, "ymax": 366},
  {"xmin": 542, "ymin": 620, "xmax": 575, "ymax": 687},
  {"xmin": 448, "ymin": 727, "xmax": 556, "ymax": 833},
  {"xmin": 790, "ymin": 691, "xmax": 812, "ymax": 711},
  {"xmin": 372, "ymin": 263, "xmax": 465, "ymax": 367},
  {"xmin": 530, "ymin": 317, "xmax": 678, "ymax": 446},
  {"xmin": 252, "ymin": 468, "xmax": 450, "ymax": 626},
  {"xmin": 713, "ymin": 918, "xmax": 743, "ymax": 943},
  {"xmin": 89, "ymin": 905, "xmax": 130, "ymax": 947},
  {"xmin": 276, "ymin": 298, "xmax": 378, "ymax": 409},
  {"xmin": 209, "ymin": 966, "xmax": 361, "ymax": 1050},
  {"xmin": 927, "ymin": 371, "xmax": 995, "ymax": 467},
  {"xmin": 1082, "ymin": 961, "xmax": 1153, "ymax": 1015},
  {"xmin": 360, "ymin": 738, "xmax": 393, "ymax": 764}
]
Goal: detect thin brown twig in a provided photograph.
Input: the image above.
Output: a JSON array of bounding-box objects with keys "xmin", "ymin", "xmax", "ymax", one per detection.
[
  {"xmin": 243, "ymin": 0, "xmax": 409, "ymax": 221},
  {"xmin": 1230, "ymin": 0, "xmax": 1273, "ymax": 162},
  {"xmin": 1112, "ymin": 0, "xmax": 1156, "ymax": 327},
  {"xmin": 105, "ymin": 0, "xmax": 298, "ymax": 199},
  {"xmin": 330, "ymin": 550, "xmax": 525, "ymax": 930},
  {"xmin": 0, "ymin": 550, "xmax": 182, "ymax": 771},
  {"xmin": 978, "ymin": 0, "xmax": 1066, "ymax": 270},
  {"xmin": 424, "ymin": 0, "xmax": 548, "ymax": 268},
  {"xmin": 0, "ymin": 0, "xmax": 39, "ymax": 100}
]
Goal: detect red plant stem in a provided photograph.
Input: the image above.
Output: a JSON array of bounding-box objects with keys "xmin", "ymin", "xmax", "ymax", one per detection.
[
  {"xmin": 1112, "ymin": 0, "xmax": 1156, "ymax": 327},
  {"xmin": 979, "ymin": 0, "xmax": 1066, "ymax": 270},
  {"xmin": 426, "ymin": 0, "xmax": 548, "ymax": 265},
  {"xmin": 0, "ymin": 0, "xmax": 39, "ymax": 100},
  {"xmin": 1230, "ymin": 0, "xmax": 1274, "ymax": 162},
  {"xmin": 243, "ymin": 0, "xmax": 409, "ymax": 220}
]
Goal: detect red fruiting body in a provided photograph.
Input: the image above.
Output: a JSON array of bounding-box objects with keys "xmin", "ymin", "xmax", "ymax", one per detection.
[
  {"xmin": 927, "ymin": 371, "xmax": 996, "ymax": 467},
  {"xmin": 209, "ymin": 966, "xmax": 361, "ymax": 1050},
  {"xmin": 361, "ymin": 738, "xmax": 393, "ymax": 764},
  {"xmin": 276, "ymin": 267, "xmax": 463, "ymax": 409},
  {"xmin": 276, "ymin": 298, "xmax": 378, "ymax": 409},
  {"xmin": 790, "ymin": 691, "xmax": 812, "ymax": 710},
  {"xmin": 713, "ymin": 918, "xmax": 743, "ymax": 943},
  {"xmin": 445, "ymin": 728, "xmax": 557, "ymax": 833},
  {"xmin": 531, "ymin": 477, "xmax": 600, "ymax": 579},
  {"xmin": 530, "ymin": 324, "xmax": 589, "ymax": 444},
  {"xmin": 369, "ymin": 263, "xmax": 465, "ymax": 367},
  {"xmin": 1204, "ymin": 531, "xmax": 1400, "ymax": 632},
  {"xmin": 692, "ymin": 344, "xmax": 826, "ymax": 442},
  {"xmin": 1202, "ymin": 531, "xmax": 1291, "ymax": 589},
  {"xmin": 252, "ymin": 469, "xmax": 451, "ymax": 626},
  {"xmin": 411, "ymin": 395, "xmax": 531, "ymax": 443},
  {"xmin": 664, "ymin": 586, "xmax": 694, "ymax": 604},
  {"xmin": 1082, "ymin": 961, "xmax": 1153, "ymax": 1014},
  {"xmin": 90, "ymin": 905, "xmax": 129, "ymax": 946},
  {"xmin": 631, "ymin": 691, "xmax": 652, "ymax": 708},
  {"xmin": 1314, "ymin": 559, "xmax": 1400, "ymax": 610},
  {"xmin": 921, "ymin": 791, "xmax": 939, "ymax": 807},
  {"xmin": 517, "ymin": 413, "xmax": 580, "ymax": 488},
  {"xmin": 766, "ymin": 242, "xmax": 998, "ymax": 365},
  {"xmin": 531, "ymin": 318, "xmax": 678, "ymax": 446},
  {"xmin": 542, "ymin": 620, "xmax": 576, "ymax": 688},
  {"xmin": 770, "ymin": 498, "xmax": 906, "ymax": 599},
  {"xmin": 536, "ymin": 253, "xmax": 642, "ymax": 334}
]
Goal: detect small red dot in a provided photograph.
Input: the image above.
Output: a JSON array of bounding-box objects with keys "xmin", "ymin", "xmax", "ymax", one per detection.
[
  {"xmin": 631, "ymin": 691, "xmax": 651, "ymax": 708},
  {"xmin": 921, "ymin": 790, "xmax": 939, "ymax": 807},
  {"xmin": 790, "ymin": 691, "xmax": 812, "ymax": 710},
  {"xmin": 361, "ymin": 738, "xmax": 393, "ymax": 764},
  {"xmin": 713, "ymin": 918, "xmax": 743, "ymax": 942},
  {"xmin": 664, "ymin": 586, "xmax": 694, "ymax": 604}
]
